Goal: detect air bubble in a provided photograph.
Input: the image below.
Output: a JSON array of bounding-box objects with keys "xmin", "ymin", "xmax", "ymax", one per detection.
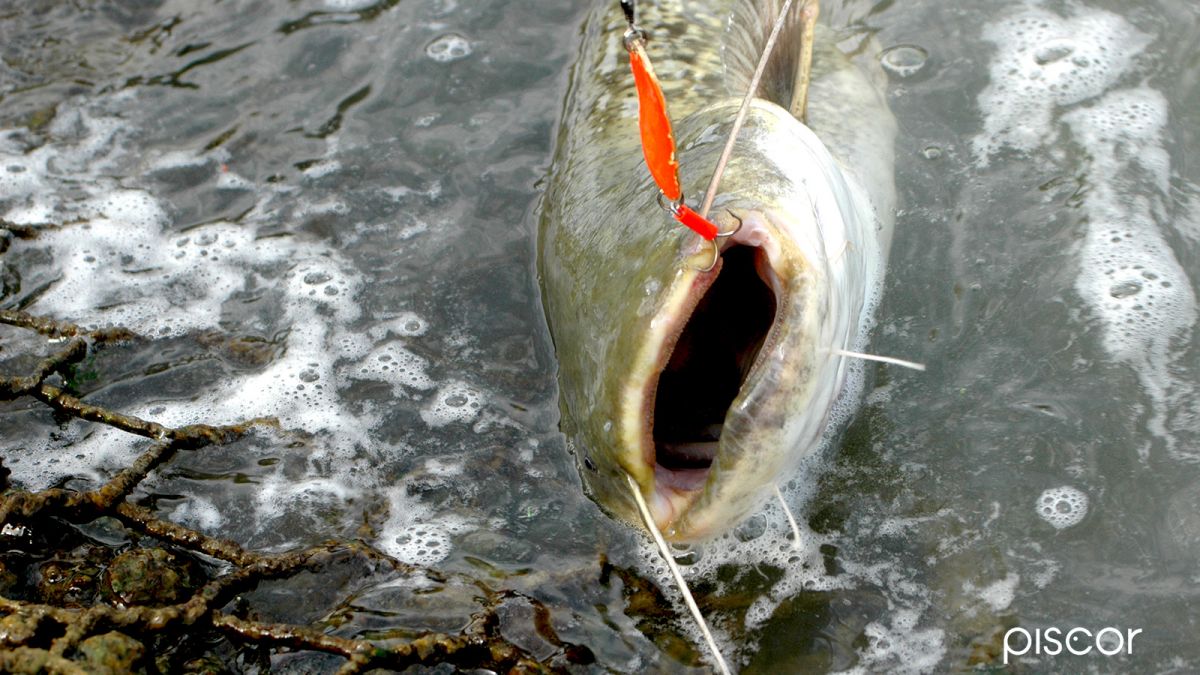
[
  {"xmin": 734, "ymin": 514, "xmax": 767, "ymax": 542},
  {"xmin": 1108, "ymin": 279, "xmax": 1142, "ymax": 298},
  {"xmin": 426, "ymin": 34, "xmax": 472, "ymax": 63},
  {"xmin": 1033, "ymin": 41, "xmax": 1074, "ymax": 65}
]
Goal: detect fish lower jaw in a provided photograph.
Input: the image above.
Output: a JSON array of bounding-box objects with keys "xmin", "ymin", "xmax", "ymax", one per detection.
[{"xmin": 649, "ymin": 467, "xmax": 704, "ymax": 533}]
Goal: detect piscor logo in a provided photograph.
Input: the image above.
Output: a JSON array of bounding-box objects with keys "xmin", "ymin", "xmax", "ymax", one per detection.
[{"xmin": 1003, "ymin": 626, "xmax": 1142, "ymax": 665}]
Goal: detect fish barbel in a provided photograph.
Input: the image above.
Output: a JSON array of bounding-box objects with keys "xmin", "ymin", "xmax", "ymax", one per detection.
[{"xmin": 538, "ymin": 0, "xmax": 896, "ymax": 541}]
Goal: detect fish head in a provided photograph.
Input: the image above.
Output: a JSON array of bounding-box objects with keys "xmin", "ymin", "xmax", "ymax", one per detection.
[{"xmin": 573, "ymin": 98, "xmax": 886, "ymax": 541}]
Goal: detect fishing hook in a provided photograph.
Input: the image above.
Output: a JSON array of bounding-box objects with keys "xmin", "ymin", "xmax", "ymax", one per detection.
[
  {"xmin": 695, "ymin": 209, "xmax": 743, "ymax": 273},
  {"xmin": 657, "ymin": 195, "xmax": 741, "ymax": 272}
]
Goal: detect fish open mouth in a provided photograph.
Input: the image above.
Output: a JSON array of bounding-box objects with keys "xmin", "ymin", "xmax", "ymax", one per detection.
[{"xmin": 651, "ymin": 243, "xmax": 778, "ymax": 495}]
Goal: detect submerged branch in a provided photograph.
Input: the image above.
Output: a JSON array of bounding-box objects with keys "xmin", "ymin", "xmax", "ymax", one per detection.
[{"xmin": 0, "ymin": 309, "xmax": 572, "ymax": 672}]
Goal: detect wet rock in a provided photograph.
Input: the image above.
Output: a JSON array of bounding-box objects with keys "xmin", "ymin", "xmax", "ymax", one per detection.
[
  {"xmin": 0, "ymin": 559, "xmax": 18, "ymax": 596},
  {"xmin": 196, "ymin": 331, "xmax": 280, "ymax": 369},
  {"xmin": 102, "ymin": 547, "xmax": 197, "ymax": 607},
  {"xmin": 459, "ymin": 528, "xmax": 536, "ymax": 564},
  {"xmin": 36, "ymin": 557, "xmax": 101, "ymax": 607},
  {"xmin": 76, "ymin": 631, "xmax": 146, "ymax": 675}
]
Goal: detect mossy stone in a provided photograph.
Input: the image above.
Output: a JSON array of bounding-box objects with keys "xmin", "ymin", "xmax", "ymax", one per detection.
[
  {"xmin": 76, "ymin": 631, "xmax": 146, "ymax": 675},
  {"xmin": 102, "ymin": 547, "xmax": 196, "ymax": 607}
]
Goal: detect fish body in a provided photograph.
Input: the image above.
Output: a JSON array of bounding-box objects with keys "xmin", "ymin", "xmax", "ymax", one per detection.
[{"xmin": 539, "ymin": 0, "xmax": 896, "ymax": 541}]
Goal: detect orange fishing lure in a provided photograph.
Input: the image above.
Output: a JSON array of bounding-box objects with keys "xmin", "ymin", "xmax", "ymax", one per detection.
[{"xmin": 624, "ymin": 26, "xmax": 719, "ymax": 241}]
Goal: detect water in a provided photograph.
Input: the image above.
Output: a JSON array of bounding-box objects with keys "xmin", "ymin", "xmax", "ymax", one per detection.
[{"xmin": 2, "ymin": 0, "xmax": 1198, "ymax": 672}]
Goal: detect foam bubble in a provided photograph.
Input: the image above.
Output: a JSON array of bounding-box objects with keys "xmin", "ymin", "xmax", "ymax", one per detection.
[
  {"xmin": 974, "ymin": 5, "xmax": 1151, "ymax": 162},
  {"xmin": 352, "ymin": 341, "xmax": 435, "ymax": 394},
  {"xmin": 420, "ymin": 381, "xmax": 483, "ymax": 427},
  {"xmin": 880, "ymin": 45, "xmax": 929, "ymax": 79},
  {"xmin": 1036, "ymin": 486, "xmax": 1088, "ymax": 529},
  {"xmin": 426, "ymin": 33, "xmax": 472, "ymax": 63},
  {"xmin": 368, "ymin": 312, "xmax": 429, "ymax": 339},
  {"xmin": 833, "ymin": 608, "xmax": 945, "ymax": 675},
  {"xmin": 973, "ymin": 572, "xmax": 1019, "ymax": 612},
  {"xmin": 300, "ymin": 159, "xmax": 342, "ymax": 179},
  {"xmin": 377, "ymin": 487, "xmax": 473, "ymax": 565}
]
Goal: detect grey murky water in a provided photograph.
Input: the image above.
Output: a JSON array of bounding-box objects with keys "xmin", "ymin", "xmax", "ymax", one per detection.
[{"xmin": 2, "ymin": 0, "xmax": 1198, "ymax": 672}]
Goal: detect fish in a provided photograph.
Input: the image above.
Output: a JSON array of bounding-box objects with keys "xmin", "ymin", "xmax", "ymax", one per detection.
[{"xmin": 538, "ymin": 0, "xmax": 896, "ymax": 542}]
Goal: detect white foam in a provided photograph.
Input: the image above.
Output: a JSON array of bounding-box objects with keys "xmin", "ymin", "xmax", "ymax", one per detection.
[
  {"xmin": 1063, "ymin": 89, "xmax": 1196, "ymax": 453},
  {"xmin": 832, "ymin": 608, "xmax": 945, "ymax": 675},
  {"xmin": 974, "ymin": 5, "xmax": 1151, "ymax": 162},
  {"xmin": 169, "ymin": 495, "xmax": 226, "ymax": 532},
  {"xmin": 975, "ymin": 5, "xmax": 1196, "ymax": 455},
  {"xmin": 972, "ymin": 572, "xmax": 1020, "ymax": 613},
  {"xmin": 300, "ymin": 159, "xmax": 342, "ymax": 179},
  {"xmin": 377, "ymin": 486, "xmax": 474, "ymax": 565},
  {"xmin": 420, "ymin": 380, "xmax": 484, "ymax": 427},
  {"xmin": 37, "ymin": 215, "xmax": 290, "ymax": 338},
  {"xmin": 0, "ymin": 424, "xmax": 142, "ymax": 491},
  {"xmin": 0, "ymin": 96, "xmax": 458, "ymax": 555},
  {"xmin": 322, "ymin": 0, "xmax": 377, "ymax": 10},
  {"xmin": 352, "ymin": 341, "xmax": 435, "ymax": 394},
  {"xmin": 1036, "ymin": 486, "xmax": 1088, "ymax": 529}
]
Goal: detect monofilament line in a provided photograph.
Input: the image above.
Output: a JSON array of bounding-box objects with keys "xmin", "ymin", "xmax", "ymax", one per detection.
[
  {"xmin": 773, "ymin": 484, "xmax": 802, "ymax": 550},
  {"xmin": 698, "ymin": 0, "xmax": 796, "ymax": 219},
  {"xmin": 626, "ymin": 474, "xmax": 732, "ymax": 675},
  {"xmin": 834, "ymin": 348, "xmax": 927, "ymax": 371}
]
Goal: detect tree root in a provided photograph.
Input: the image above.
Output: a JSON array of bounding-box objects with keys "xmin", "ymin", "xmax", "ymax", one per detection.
[{"xmin": 0, "ymin": 311, "xmax": 584, "ymax": 672}]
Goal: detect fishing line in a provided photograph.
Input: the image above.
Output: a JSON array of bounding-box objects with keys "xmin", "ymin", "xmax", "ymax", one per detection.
[
  {"xmin": 626, "ymin": 473, "xmax": 732, "ymax": 675},
  {"xmin": 698, "ymin": 0, "xmax": 797, "ymax": 220}
]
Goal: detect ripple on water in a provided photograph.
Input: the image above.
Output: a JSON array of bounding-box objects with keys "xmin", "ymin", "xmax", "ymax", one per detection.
[{"xmin": 880, "ymin": 45, "xmax": 929, "ymax": 79}]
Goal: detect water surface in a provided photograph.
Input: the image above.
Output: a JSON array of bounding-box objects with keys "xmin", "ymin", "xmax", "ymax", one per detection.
[{"xmin": 2, "ymin": 0, "xmax": 1198, "ymax": 672}]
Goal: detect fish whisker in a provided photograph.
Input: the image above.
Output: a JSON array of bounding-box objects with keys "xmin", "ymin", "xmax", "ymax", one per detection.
[
  {"xmin": 774, "ymin": 483, "xmax": 803, "ymax": 550},
  {"xmin": 833, "ymin": 348, "xmax": 927, "ymax": 371}
]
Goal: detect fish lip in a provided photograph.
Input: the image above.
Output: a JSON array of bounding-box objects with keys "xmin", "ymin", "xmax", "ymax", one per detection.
[{"xmin": 642, "ymin": 208, "xmax": 788, "ymax": 535}]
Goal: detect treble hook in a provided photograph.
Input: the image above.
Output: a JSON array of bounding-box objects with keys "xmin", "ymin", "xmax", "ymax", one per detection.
[{"xmin": 696, "ymin": 209, "xmax": 743, "ymax": 273}]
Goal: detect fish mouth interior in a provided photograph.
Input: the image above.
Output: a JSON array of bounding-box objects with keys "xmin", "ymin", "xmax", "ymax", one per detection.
[{"xmin": 652, "ymin": 244, "xmax": 777, "ymax": 492}]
